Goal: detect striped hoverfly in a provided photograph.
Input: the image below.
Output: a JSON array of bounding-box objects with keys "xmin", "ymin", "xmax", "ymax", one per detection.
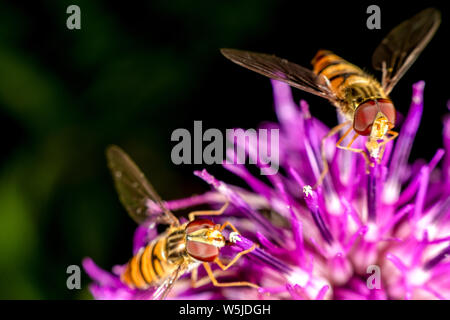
[
  {"xmin": 106, "ymin": 145, "xmax": 259, "ymax": 299},
  {"xmin": 221, "ymin": 8, "xmax": 441, "ymax": 183}
]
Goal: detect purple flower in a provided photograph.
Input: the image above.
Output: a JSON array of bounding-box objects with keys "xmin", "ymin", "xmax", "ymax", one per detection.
[{"xmin": 84, "ymin": 80, "xmax": 450, "ymax": 300}]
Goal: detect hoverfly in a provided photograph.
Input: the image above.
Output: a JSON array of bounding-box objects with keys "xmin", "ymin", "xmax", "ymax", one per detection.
[
  {"xmin": 221, "ymin": 8, "xmax": 441, "ymax": 182},
  {"xmin": 106, "ymin": 145, "xmax": 259, "ymax": 299}
]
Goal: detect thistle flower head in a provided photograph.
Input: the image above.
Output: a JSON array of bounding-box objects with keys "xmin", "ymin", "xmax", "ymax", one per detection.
[{"xmin": 84, "ymin": 80, "xmax": 450, "ymax": 300}]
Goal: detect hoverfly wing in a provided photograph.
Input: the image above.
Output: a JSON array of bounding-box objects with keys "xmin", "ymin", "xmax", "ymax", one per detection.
[
  {"xmin": 151, "ymin": 264, "xmax": 186, "ymax": 300},
  {"xmin": 372, "ymin": 8, "xmax": 441, "ymax": 95},
  {"xmin": 106, "ymin": 145, "xmax": 179, "ymax": 226},
  {"xmin": 221, "ymin": 49, "xmax": 337, "ymax": 102}
]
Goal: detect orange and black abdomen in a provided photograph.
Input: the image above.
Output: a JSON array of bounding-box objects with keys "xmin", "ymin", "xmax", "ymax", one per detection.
[
  {"xmin": 121, "ymin": 237, "xmax": 176, "ymax": 289},
  {"xmin": 311, "ymin": 50, "xmax": 386, "ymax": 114}
]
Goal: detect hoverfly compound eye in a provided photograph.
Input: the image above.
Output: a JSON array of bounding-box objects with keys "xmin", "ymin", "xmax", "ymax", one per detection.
[
  {"xmin": 186, "ymin": 240, "xmax": 219, "ymax": 262},
  {"xmin": 353, "ymin": 100, "xmax": 378, "ymax": 136},
  {"xmin": 185, "ymin": 219, "xmax": 219, "ymax": 262},
  {"xmin": 186, "ymin": 219, "xmax": 215, "ymax": 234},
  {"xmin": 377, "ymin": 98, "xmax": 396, "ymax": 126}
]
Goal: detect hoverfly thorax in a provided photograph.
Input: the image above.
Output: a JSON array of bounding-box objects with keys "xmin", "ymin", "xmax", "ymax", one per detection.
[{"xmin": 185, "ymin": 219, "xmax": 225, "ymax": 262}]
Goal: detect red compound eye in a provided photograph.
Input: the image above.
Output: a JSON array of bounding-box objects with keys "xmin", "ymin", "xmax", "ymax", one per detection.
[
  {"xmin": 186, "ymin": 241, "xmax": 219, "ymax": 262},
  {"xmin": 185, "ymin": 219, "xmax": 219, "ymax": 262},
  {"xmin": 186, "ymin": 219, "xmax": 215, "ymax": 234},
  {"xmin": 353, "ymin": 100, "xmax": 378, "ymax": 136},
  {"xmin": 377, "ymin": 98, "xmax": 396, "ymax": 126}
]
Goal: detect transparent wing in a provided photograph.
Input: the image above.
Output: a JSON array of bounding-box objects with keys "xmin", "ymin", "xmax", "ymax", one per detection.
[
  {"xmin": 106, "ymin": 145, "xmax": 179, "ymax": 226},
  {"xmin": 372, "ymin": 8, "xmax": 441, "ymax": 94},
  {"xmin": 221, "ymin": 48, "xmax": 337, "ymax": 102},
  {"xmin": 151, "ymin": 264, "xmax": 186, "ymax": 300}
]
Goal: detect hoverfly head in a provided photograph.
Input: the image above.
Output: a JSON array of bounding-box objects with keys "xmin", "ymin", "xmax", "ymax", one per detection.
[
  {"xmin": 353, "ymin": 98, "xmax": 396, "ymax": 137},
  {"xmin": 354, "ymin": 98, "xmax": 396, "ymax": 159},
  {"xmin": 185, "ymin": 219, "xmax": 224, "ymax": 262}
]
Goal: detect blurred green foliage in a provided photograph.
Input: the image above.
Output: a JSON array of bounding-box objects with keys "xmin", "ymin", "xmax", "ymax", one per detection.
[{"xmin": 0, "ymin": 0, "xmax": 274, "ymax": 299}]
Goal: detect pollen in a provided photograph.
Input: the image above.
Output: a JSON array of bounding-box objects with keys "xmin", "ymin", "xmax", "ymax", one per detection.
[
  {"xmin": 229, "ymin": 232, "xmax": 240, "ymax": 243},
  {"xmin": 302, "ymin": 185, "xmax": 313, "ymax": 197}
]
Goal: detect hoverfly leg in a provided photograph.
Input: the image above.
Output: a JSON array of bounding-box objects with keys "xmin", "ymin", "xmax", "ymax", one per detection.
[
  {"xmin": 214, "ymin": 243, "xmax": 257, "ymax": 271},
  {"xmin": 378, "ymin": 144, "xmax": 386, "ymax": 163},
  {"xmin": 219, "ymin": 220, "xmax": 238, "ymax": 233},
  {"xmin": 371, "ymin": 130, "xmax": 398, "ymax": 164},
  {"xmin": 190, "ymin": 266, "xmax": 230, "ymax": 288},
  {"xmin": 188, "ymin": 200, "xmax": 229, "ymax": 221},
  {"xmin": 316, "ymin": 120, "xmax": 352, "ymax": 187},
  {"xmin": 381, "ymin": 61, "xmax": 388, "ymax": 90},
  {"xmin": 379, "ymin": 130, "xmax": 399, "ymax": 147},
  {"xmin": 190, "ymin": 267, "xmax": 198, "ymax": 287},
  {"xmin": 336, "ymin": 133, "xmax": 372, "ymax": 173},
  {"xmin": 346, "ymin": 132, "xmax": 360, "ymax": 148},
  {"xmin": 219, "ymin": 220, "xmax": 258, "ymax": 270},
  {"xmin": 202, "ymin": 263, "xmax": 260, "ymax": 289}
]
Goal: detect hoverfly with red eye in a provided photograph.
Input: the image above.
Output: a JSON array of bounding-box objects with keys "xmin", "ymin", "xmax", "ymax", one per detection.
[
  {"xmin": 106, "ymin": 145, "xmax": 259, "ymax": 300},
  {"xmin": 221, "ymin": 8, "xmax": 441, "ymax": 183}
]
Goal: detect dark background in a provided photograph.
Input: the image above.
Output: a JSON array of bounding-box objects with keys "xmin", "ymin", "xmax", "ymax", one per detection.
[{"xmin": 0, "ymin": 0, "xmax": 447, "ymax": 299}]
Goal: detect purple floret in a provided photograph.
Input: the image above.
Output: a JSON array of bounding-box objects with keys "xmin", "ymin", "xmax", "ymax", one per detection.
[{"xmin": 84, "ymin": 80, "xmax": 450, "ymax": 300}]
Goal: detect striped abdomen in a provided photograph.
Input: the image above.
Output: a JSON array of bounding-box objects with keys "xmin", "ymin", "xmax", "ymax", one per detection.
[
  {"xmin": 121, "ymin": 227, "xmax": 187, "ymax": 289},
  {"xmin": 311, "ymin": 50, "xmax": 387, "ymax": 117}
]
